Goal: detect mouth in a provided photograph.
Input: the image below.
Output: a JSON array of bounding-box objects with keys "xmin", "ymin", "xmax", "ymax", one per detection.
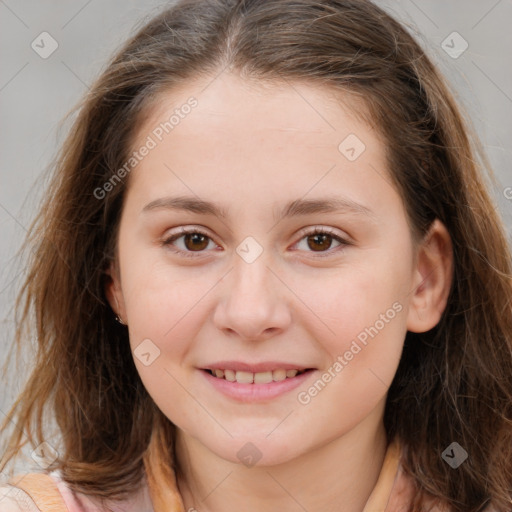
[
  {"xmin": 199, "ymin": 365, "xmax": 316, "ymax": 402},
  {"xmin": 203, "ymin": 368, "xmax": 312, "ymax": 384}
]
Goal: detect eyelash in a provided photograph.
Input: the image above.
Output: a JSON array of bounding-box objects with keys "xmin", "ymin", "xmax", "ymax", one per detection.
[{"xmin": 161, "ymin": 226, "xmax": 351, "ymax": 259}]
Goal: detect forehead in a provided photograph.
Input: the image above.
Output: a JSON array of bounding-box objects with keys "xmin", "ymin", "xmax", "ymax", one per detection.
[
  {"xmin": 123, "ymin": 73, "xmax": 394, "ymax": 213},
  {"xmin": 132, "ymin": 72, "xmax": 375, "ymax": 153}
]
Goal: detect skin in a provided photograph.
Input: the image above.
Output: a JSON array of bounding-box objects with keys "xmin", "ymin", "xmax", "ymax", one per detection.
[{"xmin": 106, "ymin": 72, "xmax": 453, "ymax": 512}]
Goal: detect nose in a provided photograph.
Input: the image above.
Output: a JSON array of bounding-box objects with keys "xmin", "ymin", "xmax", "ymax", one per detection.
[{"xmin": 213, "ymin": 252, "xmax": 292, "ymax": 341}]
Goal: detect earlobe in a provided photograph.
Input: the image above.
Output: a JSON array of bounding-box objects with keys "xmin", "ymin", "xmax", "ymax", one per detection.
[
  {"xmin": 104, "ymin": 262, "xmax": 126, "ymax": 323},
  {"xmin": 406, "ymin": 219, "xmax": 453, "ymax": 333}
]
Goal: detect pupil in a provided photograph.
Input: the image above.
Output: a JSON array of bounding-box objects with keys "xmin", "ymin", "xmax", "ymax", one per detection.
[
  {"xmin": 309, "ymin": 234, "xmax": 331, "ymax": 251},
  {"xmin": 185, "ymin": 233, "xmax": 208, "ymax": 251}
]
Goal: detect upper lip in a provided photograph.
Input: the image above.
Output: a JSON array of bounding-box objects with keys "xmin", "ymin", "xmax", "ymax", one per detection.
[{"xmin": 201, "ymin": 361, "xmax": 313, "ymax": 373}]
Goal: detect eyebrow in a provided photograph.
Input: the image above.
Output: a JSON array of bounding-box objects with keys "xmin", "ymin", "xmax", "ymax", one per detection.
[{"xmin": 141, "ymin": 195, "xmax": 376, "ymax": 222}]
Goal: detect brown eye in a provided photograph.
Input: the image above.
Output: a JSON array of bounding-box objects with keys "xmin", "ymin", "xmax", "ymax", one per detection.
[
  {"xmin": 294, "ymin": 227, "xmax": 350, "ymax": 257},
  {"xmin": 162, "ymin": 227, "xmax": 216, "ymax": 258},
  {"xmin": 307, "ymin": 233, "xmax": 334, "ymax": 252},
  {"xmin": 183, "ymin": 232, "xmax": 209, "ymax": 251}
]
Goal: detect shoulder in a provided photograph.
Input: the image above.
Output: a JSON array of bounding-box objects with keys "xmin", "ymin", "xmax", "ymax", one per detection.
[
  {"xmin": 4, "ymin": 472, "xmax": 156, "ymax": 512},
  {"xmin": 0, "ymin": 482, "xmax": 40, "ymax": 511},
  {"xmin": 3, "ymin": 471, "xmax": 120, "ymax": 512},
  {"xmin": 0, "ymin": 472, "xmax": 72, "ymax": 512}
]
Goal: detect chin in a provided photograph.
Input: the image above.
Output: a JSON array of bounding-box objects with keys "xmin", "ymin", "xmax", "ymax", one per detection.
[{"xmin": 210, "ymin": 435, "xmax": 300, "ymax": 468}]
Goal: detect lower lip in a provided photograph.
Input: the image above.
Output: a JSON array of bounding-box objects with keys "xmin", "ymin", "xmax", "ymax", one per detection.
[{"xmin": 200, "ymin": 369, "xmax": 315, "ymax": 402}]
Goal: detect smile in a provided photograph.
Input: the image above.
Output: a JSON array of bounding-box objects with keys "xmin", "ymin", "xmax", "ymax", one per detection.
[
  {"xmin": 205, "ymin": 368, "xmax": 309, "ymax": 383},
  {"xmin": 200, "ymin": 367, "xmax": 316, "ymax": 402}
]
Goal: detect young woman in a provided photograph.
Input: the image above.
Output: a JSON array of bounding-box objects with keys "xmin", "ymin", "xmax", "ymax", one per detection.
[{"xmin": 1, "ymin": 1, "xmax": 511, "ymax": 511}]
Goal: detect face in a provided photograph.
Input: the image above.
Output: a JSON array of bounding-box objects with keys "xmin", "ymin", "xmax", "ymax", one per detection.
[{"xmin": 106, "ymin": 73, "xmax": 446, "ymax": 466}]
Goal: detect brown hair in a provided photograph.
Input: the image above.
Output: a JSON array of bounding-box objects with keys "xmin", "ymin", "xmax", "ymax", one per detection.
[{"xmin": 1, "ymin": 1, "xmax": 511, "ymax": 511}]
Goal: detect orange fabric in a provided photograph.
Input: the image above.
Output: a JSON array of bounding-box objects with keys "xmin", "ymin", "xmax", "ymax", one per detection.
[
  {"xmin": 363, "ymin": 439, "xmax": 402, "ymax": 511},
  {"xmin": 7, "ymin": 473, "xmax": 69, "ymax": 511},
  {"xmin": 143, "ymin": 425, "xmax": 185, "ymax": 512}
]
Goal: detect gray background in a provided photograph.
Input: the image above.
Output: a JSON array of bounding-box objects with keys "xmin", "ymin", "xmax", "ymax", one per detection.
[{"xmin": 1, "ymin": 0, "xmax": 511, "ymax": 473}]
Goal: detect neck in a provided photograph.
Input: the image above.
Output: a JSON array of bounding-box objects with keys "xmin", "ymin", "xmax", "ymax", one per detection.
[{"xmin": 174, "ymin": 401, "xmax": 388, "ymax": 512}]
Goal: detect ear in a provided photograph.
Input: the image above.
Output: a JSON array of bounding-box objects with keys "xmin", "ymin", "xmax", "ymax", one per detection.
[
  {"xmin": 406, "ymin": 219, "xmax": 453, "ymax": 333},
  {"xmin": 104, "ymin": 261, "xmax": 127, "ymax": 323}
]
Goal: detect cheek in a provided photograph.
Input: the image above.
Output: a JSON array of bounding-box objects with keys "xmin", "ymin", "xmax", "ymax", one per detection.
[
  {"xmin": 304, "ymin": 262, "xmax": 409, "ymax": 352},
  {"xmin": 294, "ymin": 275, "xmax": 407, "ymax": 430},
  {"xmin": 122, "ymin": 265, "xmax": 213, "ymax": 425},
  {"xmin": 124, "ymin": 270, "xmax": 210, "ymax": 359},
  {"xmin": 119, "ymin": 233, "xmax": 212, "ymax": 350},
  {"xmin": 300, "ymin": 253, "xmax": 411, "ymax": 411}
]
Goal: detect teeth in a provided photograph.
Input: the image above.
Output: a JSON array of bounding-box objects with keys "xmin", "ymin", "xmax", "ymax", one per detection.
[
  {"xmin": 272, "ymin": 369, "xmax": 287, "ymax": 381},
  {"xmin": 254, "ymin": 371, "xmax": 273, "ymax": 384},
  {"xmin": 209, "ymin": 368, "xmax": 306, "ymax": 383},
  {"xmin": 236, "ymin": 371, "xmax": 254, "ymax": 384},
  {"xmin": 224, "ymin": 369, "xmax": 236, "ymax": 382}
]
